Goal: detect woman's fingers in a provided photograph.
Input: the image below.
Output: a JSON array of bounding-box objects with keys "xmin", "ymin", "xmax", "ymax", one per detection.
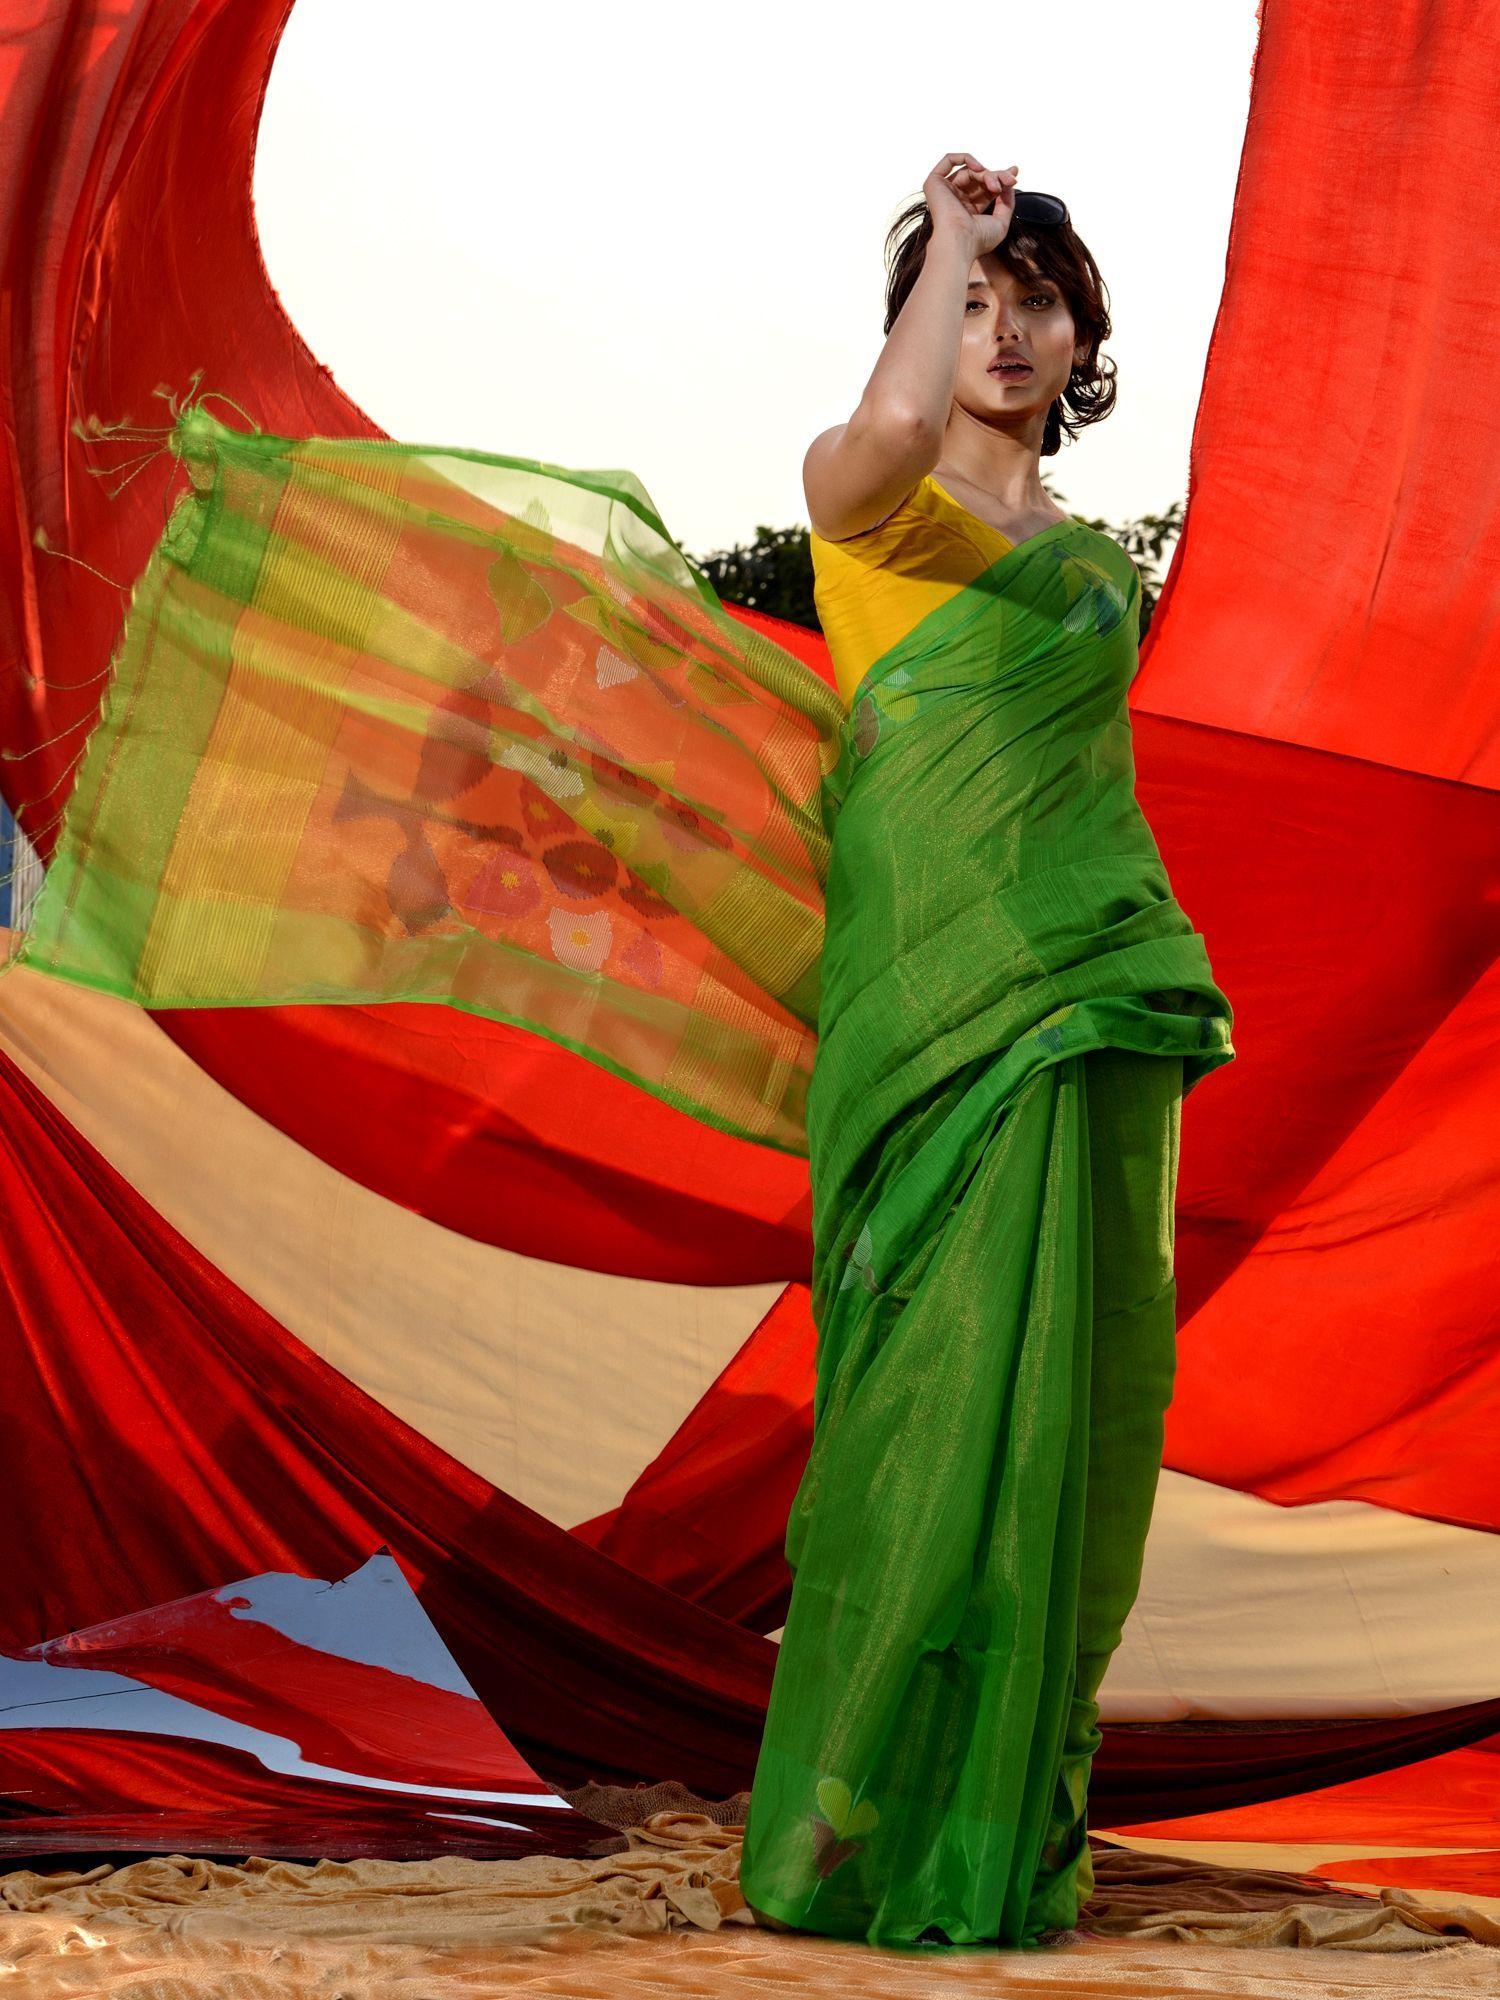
[
  {"xmin": 922, "ymin": 156, "xmax": 1020, "ymax": 249},
  {"xmin": 929, "ymin": 155, "xmax": 1018, "ymax": 174},
  {"xmin": 929, "ymin": 156, "xmax": 1019, "ymax": 210}
]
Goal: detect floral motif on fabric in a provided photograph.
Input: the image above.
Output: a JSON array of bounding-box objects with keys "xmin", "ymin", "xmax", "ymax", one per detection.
[
  {"xmin": 808, "ymin": 1776, "xmax": 880, "ymax": 1879},
  {"xmin": 1050, "ymin": 546, "xmax": 1131, "ymax": 637}
]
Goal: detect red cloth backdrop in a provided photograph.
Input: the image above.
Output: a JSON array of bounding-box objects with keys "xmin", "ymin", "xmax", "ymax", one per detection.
[
  {"xmin": 8, "ymin": 1043, "xmax": 1497, "ymax": 1816},
  {"xmin": 1, "ymin": 0, "xmax": 1498, "ymax": 1825}
]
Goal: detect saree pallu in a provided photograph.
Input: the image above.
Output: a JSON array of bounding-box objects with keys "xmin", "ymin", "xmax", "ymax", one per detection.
[
  {"xmin": 9, "ymin": 399, "xmax": 845, "ymax": 1153},
  {"xmin": 738, "ymin": 523, "xmax": 1234, "ymax": 1947},
  {"xmin": 7, "ymin": 397, "xmax": 1234, "ymax": 1950}
]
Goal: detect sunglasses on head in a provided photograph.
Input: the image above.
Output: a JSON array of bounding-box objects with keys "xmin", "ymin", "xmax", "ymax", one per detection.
[{"xmin": 1010, "ymin": 191, "xmax": 1069, "ymax": 227}]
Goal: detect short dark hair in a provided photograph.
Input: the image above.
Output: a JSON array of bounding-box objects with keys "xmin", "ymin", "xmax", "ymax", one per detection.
[{"xmin": 881, "ymin": 197, "xmax": 1117, "ymax": 457}]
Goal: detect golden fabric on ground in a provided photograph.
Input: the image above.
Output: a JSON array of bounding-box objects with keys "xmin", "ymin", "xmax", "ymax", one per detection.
[{"xmin": 0, "ymin": 1794, "xmax": 1494, "ymax": 2000}]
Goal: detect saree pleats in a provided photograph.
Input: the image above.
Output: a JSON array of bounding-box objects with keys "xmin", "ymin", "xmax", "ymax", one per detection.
[
  {"xmin": 739, "ymin": 520, "xmax": 1233, "ymax": 1946},
  {"xmin": 1033, "ymin": 1045, "xmax": 1184, "ymax": 1931},
  {"xmin": 738, "ymin": 1041, "xmax": 1186, "ymax": 1947}
]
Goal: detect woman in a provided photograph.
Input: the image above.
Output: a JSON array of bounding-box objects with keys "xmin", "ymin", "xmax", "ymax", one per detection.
[{"xmin": 735, "ymin": 156, "xmax": 1235, "ymax": 1948}]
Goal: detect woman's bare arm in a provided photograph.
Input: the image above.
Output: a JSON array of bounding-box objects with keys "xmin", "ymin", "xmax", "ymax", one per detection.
[{"xmin": 804, "ymin": 155, "xmax": 1018, "ymax": 542}]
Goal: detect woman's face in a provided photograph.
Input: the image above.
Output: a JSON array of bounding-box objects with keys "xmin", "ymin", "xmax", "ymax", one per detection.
[{"xmin": 958, "ymin": 254, "xmax": 1081, "ymax": 427}]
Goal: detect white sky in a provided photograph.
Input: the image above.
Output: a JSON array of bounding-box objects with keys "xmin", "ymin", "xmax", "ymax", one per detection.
[{"xmin": 254, "ymin": 1, "xmax": 1259, "ymax": 561}]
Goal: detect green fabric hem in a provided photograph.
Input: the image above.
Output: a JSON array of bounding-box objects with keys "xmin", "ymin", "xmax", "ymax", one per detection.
[
  {"xmin": 741, "ymin": 1882, "xmax": 1061, "ymax": 1954},
  {"xmin": 4, "ymin": 944, "xmax": 812, "ymax": 1160},
  {"xmin": 170, "ymin": 405, "xmax": 735, "ymax": 623}
]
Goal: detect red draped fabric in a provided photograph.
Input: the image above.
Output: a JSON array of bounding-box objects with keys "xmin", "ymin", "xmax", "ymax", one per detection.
[
  {"xmin": 7, "ymin": 1037, "xmax": 1497, "ymax": 1830},
  {"xmin": 1, "ymin": 1549, "xmax": 625, "ymax": 1859},
  {"xmin": 157, "ymin": 998, "xmax": 813, "ymax": 1282},
  {"xmin": 1, "ymin": 0, "xmax": 1497, "ymax": 1860},
  {"xmin": 1134, "ymin": 8, "xmax": 1500, "ymax": 788},
  {"xmin": 0, "ymin": 1045, "xmax": 774, "ymax": 1799},
  {"xmin": 0, "ymin": 1719, "xmax": 622, "ymax": 1860}
]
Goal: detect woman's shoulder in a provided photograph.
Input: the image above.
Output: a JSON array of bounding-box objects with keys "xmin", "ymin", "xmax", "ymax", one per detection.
[{"xmin": 808, "ymin": 474, "xmax": 933, "ymax": 553}]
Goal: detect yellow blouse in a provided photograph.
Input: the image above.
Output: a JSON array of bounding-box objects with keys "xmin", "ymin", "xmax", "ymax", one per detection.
[{"xmin": 809, "ymin": 473, "xmax": 1018, "ymax": 710}]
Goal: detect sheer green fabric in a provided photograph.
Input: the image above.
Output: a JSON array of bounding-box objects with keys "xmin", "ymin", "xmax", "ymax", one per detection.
[
  {"xmin": 13, "ymin": 400, "xmax": 843, "ymax": 1154},
  {"xmin": 10, "ymin": 397, "xmax": 1234, "ymax": 1947}
]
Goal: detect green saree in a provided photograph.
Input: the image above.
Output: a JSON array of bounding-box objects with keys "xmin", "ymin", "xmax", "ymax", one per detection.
[
  {"xmin": 7, "ymin": 394, "xmax": 1234, "ymax": 1950},
  {"xmin": 737, "ymin": 518, "xmax": 1233, "ymax": 1947}
]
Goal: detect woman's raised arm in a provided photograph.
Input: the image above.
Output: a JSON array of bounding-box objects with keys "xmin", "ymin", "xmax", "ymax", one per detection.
[{"xmin": 804, "ymin": 154, "xmax": 1018, "ymax": 541}]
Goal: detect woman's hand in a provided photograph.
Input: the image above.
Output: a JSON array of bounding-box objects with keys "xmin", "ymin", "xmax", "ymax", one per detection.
[{"xmin": 924, "ymin": 154, "xmax": 1018, "ymax": 259}]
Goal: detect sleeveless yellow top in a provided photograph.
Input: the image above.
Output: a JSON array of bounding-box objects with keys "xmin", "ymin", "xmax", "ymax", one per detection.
[{"xmin": 810, "ymin": 472, "xmax": 1023, "ymax": 710}]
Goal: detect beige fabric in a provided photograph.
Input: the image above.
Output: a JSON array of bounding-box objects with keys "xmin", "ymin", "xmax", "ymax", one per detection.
[
  {"xmin": 1119, "ymin": 1471, "xmax": 1500, "ymax": 1717},
  {"xmin": 1, "ymin": 1795, "xmax": 1494, "ymax": 1998}
]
